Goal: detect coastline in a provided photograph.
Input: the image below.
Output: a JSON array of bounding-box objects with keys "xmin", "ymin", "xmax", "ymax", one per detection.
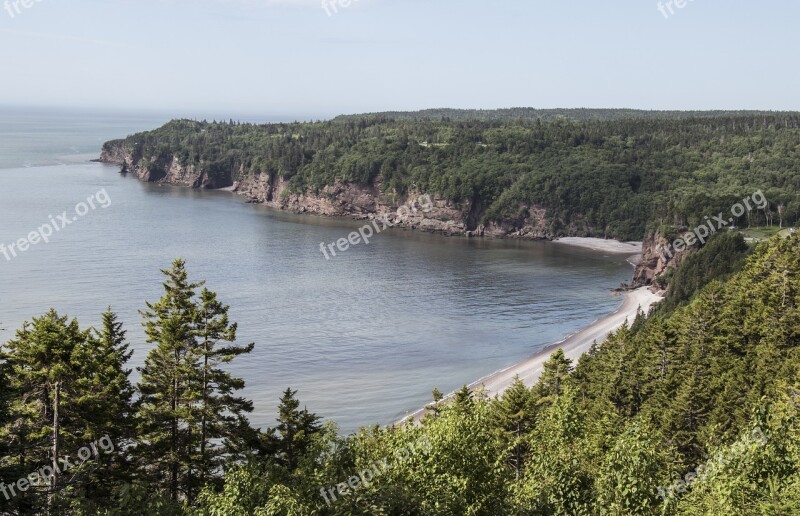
[
  {"xmin": 552, "ymin": 236, "xmax": 643, "ymax": 254},
  {"xmin": 99, "ymin": 152, "xmax": 657, "ymax": 259},
  {"xmin": 401, "ymin": 286, "xmax": 663, "ymax": 424},
  {"xmin": 102, "ymin": 155, "xmax": 664, "ymax": 426}
]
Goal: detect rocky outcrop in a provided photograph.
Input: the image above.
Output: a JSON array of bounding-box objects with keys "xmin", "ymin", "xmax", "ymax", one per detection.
[
  {"xmin": 234, "ymin": 173, "xmax": 469, "ymax": 235},
  {"xmin": 481, "ymin": 206, "xmax": 550, "ymax": 239},
  {"xmin": 100, "ymin": 145, "xmax": 230, "ymax": 189},
  {"xmin": 99, "ymin": 143, "xmax": 557, "ymax": 240},
  {"xmin": 99, "ymin": 142, "xmax": 128, "ymax": 164},
  {"xmin": 632, "ymin": 231, "xmax": 695, "ymax": 288}
]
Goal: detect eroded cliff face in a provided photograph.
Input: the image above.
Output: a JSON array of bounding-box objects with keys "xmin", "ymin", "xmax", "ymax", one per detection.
[
  {"xmin": 100, "ymin": 145, "xmax": 228, "ymax": 189},
  {"xmin": 481, "ymin": 207, "xmax": 550, "ymax": 240},
  {"xmin": 234, "ymin": 173, "xmax": 468, "ymax": 235},
  {"xmin": 99, "ymin": 144, "xmax": 555, "ymax": 239},
  {"xmin": 632, "ymin": 231, "xmax": 695, "ymax": 288},
  {"xmin": 233, "ymin": 176, "xmax": 555, "ymax": 238},
  {"xmin": 99, "ymin": 143, "xmax": 128, "ymax": 164}
]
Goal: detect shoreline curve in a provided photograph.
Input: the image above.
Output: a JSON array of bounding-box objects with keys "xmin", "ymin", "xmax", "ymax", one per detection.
[{"xmin": 400, "ymin": 286, "xmax": 663, "ymax": 424}]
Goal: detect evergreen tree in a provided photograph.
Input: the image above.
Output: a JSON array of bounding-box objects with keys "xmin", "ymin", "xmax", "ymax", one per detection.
[
  {"xmin": 136, "ymin": 259, "xmax": 256, "ymax": 503},
  {"xmin": 425, "ymin": 387, "xmax": 444, "ymax": 417},
  {"xmin": 512, "ymin": 385, "xmax": 592, "ymax": 515},
  {"xmin": 0, "ymin": 311, "xmax": 93, "ymax": 511},
  {"xmin": 0, "ymin": 331, "xmax": 16, "ymax": 514},
  {"xmin": 194, "ymin": 288, "xmax": 255, "ymax": 489},
  {"xmin": 534, "ymin": 348, "xmax": 573, "ymax": 403},
  {"xmin": 453, "ymin": 385, "xmax": 474, "ymax": 411},
  {"xmin": 492, "ymin": 376, "xmax": 535, "ymax": 480},
  {"xmin": 71, "ymin": 309, "xmax": 136, "ymax": 509},
  {"xmin": 268, "ymin": 388, "xmax": 322, "ymax": 472},
  {"xmin": 136, "ymin": 259, "xmax": 205, "ymax": 502}
]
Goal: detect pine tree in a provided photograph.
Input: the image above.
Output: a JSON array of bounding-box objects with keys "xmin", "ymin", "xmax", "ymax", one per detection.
[
  {"xmin": 453, "ymin": 385, "xmax": 474, "ymax": 410},
  {"xmin": 72, "ymin": 309, "xmax": 136, "ymax": 508},
  {"xmin": 136, "ymin": 259, "xmax": 204, "ymax": 502},
  {"xmin": 425, "ymin": 387, "xmax": 445, "ymax": 417},
  {"xmin": 0, "ymin": 331, "xmax": 17, "ymax": 514},
  {"xmin": 267, "ymin": 388, "xmax": 321, "ymax": 472},
  {"xmin": 0, "ymin": 310, "xmax": 92, "ymax": 511},
  {"xmin": 493, "ymin": 376, "xmax": 536, "ymax": 480},
  {"xmin": 534, "ymin": 349, "xmax": 574, "ymax": 403},
  {"xmin": 194, "ymin": 288, "xmax": 254, "ymax": 491},
  {"xmin": 136, "ymin": 260, "xmax": 256, "ymax": 503}
]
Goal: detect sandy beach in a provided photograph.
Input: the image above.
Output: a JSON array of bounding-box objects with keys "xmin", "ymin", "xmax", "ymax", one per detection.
[
  {"xmin": 552, "ymin": 237, "xmax": 643, "ymax": 254},
  {"xmin": 553, "ymin": 237, "xmax": 644, "ymax": 267},
  {"xmin": 401, "ymin": 286, "xmax": 662, "ymax": 424}
]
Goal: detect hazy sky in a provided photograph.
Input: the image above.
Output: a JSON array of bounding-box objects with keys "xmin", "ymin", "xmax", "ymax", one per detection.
[{"xmin": 0, "ymin": 0, "xmax": 797, "ymax": 118}]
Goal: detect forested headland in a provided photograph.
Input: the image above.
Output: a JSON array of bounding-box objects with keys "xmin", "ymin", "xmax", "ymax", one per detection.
[
  {"xmin": 101, "ymin": 109, "xmax": 800, "ymax": 242},
  {"xmin": 1, "ymin": 233, "xmax": 800, "ymax": 515}
]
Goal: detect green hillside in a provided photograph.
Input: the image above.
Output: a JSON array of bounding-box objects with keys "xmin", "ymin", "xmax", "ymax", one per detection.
[
  {"xmin": 103, "ymin": 113, "xmax": 800, "ymax": 240},
  {"xmin": 2, "ymin": 234, "xmax": 799, "ymax": 514}
]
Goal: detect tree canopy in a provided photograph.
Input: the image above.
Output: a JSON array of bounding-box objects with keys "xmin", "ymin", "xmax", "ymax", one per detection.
[
  {"xmin": 3, "ymin": 234, "xmax": 800, "ymax": 514},
  {"xmin": 104, "ymin": 112, "xmax": 800, "ymax": 240}
]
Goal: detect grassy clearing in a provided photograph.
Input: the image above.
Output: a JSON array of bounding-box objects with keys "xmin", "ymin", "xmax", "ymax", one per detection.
[{"xmin": 739, "ymin": 226, "xmax": 795, "ymax": 241}]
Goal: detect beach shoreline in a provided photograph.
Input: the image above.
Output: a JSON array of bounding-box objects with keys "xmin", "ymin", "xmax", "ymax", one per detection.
[
  {"xmin": 400, "ymin": 286, "xmax": 663, "ymax": 424},
  {"xmin": 551, "ymin": 237, "xmax": 643, "ymax": 254}
]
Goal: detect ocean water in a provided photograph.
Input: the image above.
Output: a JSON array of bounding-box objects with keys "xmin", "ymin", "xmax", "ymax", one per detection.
[{"xmin": 0, "ymin": 108, "xmax": 633, "ymax": 433}]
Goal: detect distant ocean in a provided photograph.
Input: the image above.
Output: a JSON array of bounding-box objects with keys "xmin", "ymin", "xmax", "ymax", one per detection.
[{"xmin": 0, "ymin": 107, "xmax": 632, "ymax": 433}]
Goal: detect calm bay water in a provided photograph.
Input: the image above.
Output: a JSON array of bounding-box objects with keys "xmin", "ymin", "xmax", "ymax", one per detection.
[{"xmin": 0, "ymin": 110, "xmax": 633, "ymax": 433}]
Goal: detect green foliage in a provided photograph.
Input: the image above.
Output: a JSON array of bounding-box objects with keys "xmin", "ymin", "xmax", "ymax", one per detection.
[
  {"xmin": 194, "ymin": 464, "xmax": 273, "ymax": 515},
  {"xmin": 0, "ymin": 310, "xmax": 113, "ymax": 512},
  {"xmin": 512, "ymin": 385, "xmax": 593, "ymax": 515},
  {"xmin": 595, "ymin": 422, "xmax": 675, "ymax": 515},
  {"xmin": 136, "ymin": 259, "xmax": 255, "ymax": 503},
  {"xmin": 491, "ymin": 376, "xmax": 535, "ymax": 480},
  {"xmin": 71, "ymin": 309, "xmax": 137, "ymax": 508},
  {"xmin": 672, "ymin": 392, "xmax": 800, "ymax": 515},
  {"xmin": 658, "ymin": 232, "xmax": 751, "ymax": 312},
  {"xmin": 4, "ymin": 235, "xmax": 800, "ymax": 513},
  {"xmin": 104, "ymin": 113, "xmax": 800, "ymax": 240},
  {"xmin": 332, "ymin": 108, "xmax": 790, "ymax": 123},
  {"xmin": 108, "ymin": 481, "xmax": 186, "ymax": 516},
  {"xmin": 194, "ymin": 288, "xmax": 256, "ymax": 488},
  {"xmin": 264, "ymin": 388, "xmax": 323, "ymax": 472},
  {"xmin": 136, "ymin": 259, "xmax": 207, "ymax": 502},
  {"xmin": 533, "ymin": 348, "xmax": 574, "ymax": 403}
]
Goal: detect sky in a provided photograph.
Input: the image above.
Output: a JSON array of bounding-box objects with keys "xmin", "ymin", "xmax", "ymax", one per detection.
[{"xmin": 0, "ymin": 0, "xmax": 798, "ymax": 119}]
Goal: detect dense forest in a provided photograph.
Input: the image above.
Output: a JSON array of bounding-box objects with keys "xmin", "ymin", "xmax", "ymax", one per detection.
[
  {"xmin": 103, "ymin": 111, "xmax": 800, "ymax": 240},
  {"xmin": 2, "ymin": 232, "xmax": 799, "ymax": 515},
  {"xmin": 332, "ymin": 108, "xmax": 794, "ymax": 123},
  {"xmin": 653, "ymin": 232, "xmax": 752, "ymax": 313}
]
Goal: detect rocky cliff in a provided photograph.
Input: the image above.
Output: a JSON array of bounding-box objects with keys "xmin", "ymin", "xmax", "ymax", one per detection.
[
  {"xmin": 632, "ymin": 231, "xmax": 695, "ymax": 288},
  {"xmin": 99, "ymin": 143, "xmax": 553, "ymax": 239},
  {"xmin": 101, "ymin": 142, "xmax": 683, "ymax": 285}
]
